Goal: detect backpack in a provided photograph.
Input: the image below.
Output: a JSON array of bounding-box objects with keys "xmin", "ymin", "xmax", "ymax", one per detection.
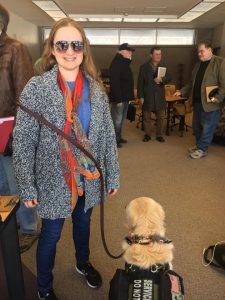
[
  {"xmin": 126, "ymin": 104, "xmax": 136, "ymax": 122},
  {"xmin": 109, "ymin": 264, "xmax": 184, "ymax": 300}
]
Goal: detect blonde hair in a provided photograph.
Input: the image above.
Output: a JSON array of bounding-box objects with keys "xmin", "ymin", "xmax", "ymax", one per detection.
[{"xmin": 41, "ymin": 18, "xmax": 101, "ymax": 86}]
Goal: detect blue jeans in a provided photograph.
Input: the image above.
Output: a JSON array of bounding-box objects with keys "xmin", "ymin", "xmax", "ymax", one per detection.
[
  {"xmin": 0, "ymin": 156, "xmax": 10, "ymax": 195},
  {"xmin": 111, "ymin": 101, "xmax": 129, "ymax": 143},
  {"xmin": 192, "ymin": 102, "xmax": 221, "ymax": 152},
  {"xmin": 36, "ymin": 195, "xmax": 93, "ymax": 294},
  {"xmin": 0, "ymin": 154, "xmax": 37, "ymax": 234}
]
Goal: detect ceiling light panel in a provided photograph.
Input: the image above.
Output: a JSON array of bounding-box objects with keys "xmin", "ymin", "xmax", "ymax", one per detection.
[
  {"xmin": 181, "ymin": 11, "xmax": 204, "ymax": 21},
  {"xmin": 53, "ymin": 17, "xmax": 63, "ymax": 21},
  {"xmin": 124, "ymin": 17, "xmax": 157, "ymax": 22},
  {"xmin": 69, "ymin": 14, "xmax": 122, "ymax": 22},
  {"xmin": 46, "ymin": 11, "xmax": 66, "ymax": 18},
  {"xmin": 203, "ymin": 0, "xmax": 225, "ymax": 2},
  {"xmin": 190, "ymin": 2, "xmax": 220, "ymax": 11},
  {"xmin": 70, "ymin": 17, "xmax": 88, "ymax": 22},
  {"xmin": 158, "ymin": 18, "xmax": 188, "ymax": 22},
  {"xmin": 69, "ymin": 14, "xmax": 88, "ymax": 21},
  {"xmin": 32, "ymin": 1, "xmax": 60, "ymax": 11},
  {"xmin": 88, "ymin": 17, "xmax": 122, "ymax": 21}
]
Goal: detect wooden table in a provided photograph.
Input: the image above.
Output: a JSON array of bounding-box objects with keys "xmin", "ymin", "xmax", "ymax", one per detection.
[
  {"xmin": 165, "ymin": 96, "xmax": 187, "ymax": 136},
  {"xmin": 0, "ymin": 196, "xmax": 25, "ymax": 300}
]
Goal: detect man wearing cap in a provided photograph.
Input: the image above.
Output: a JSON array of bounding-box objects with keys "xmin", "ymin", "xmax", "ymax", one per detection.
[
  {"xmin": 109, "ymin": 43, "xmax": 135, "ymax": 148},
  {"xmin": 138, "ymin": 46, "xmax": 171, "ymax": 143},
  {"xmin": 0, "ymin": 4, "xmax": 39, "ymax": 252},
  {"xmin": 174, "ymin": 40, "xmax": 225, "ymax": 159}
]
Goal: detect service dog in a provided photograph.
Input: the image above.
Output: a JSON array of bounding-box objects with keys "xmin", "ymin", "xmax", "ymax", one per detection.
[
  {"xmin": 109, "ymin": 197, "xmax": 185, "ymax": 300},
  {"xmin": 122, "ymin": 197, "xmax": 174, "ymax": 269}
]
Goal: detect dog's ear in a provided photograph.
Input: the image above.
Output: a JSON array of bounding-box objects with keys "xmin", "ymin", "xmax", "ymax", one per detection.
[
  {"xmin": 157, "ymin": 204, "xmax": 165, "ymax": 222},
  {"xmin": 126, "ymin": 204, "xmax": 138, "ymax": 230}
]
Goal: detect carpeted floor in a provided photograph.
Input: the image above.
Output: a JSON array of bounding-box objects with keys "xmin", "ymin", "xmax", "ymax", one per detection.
[{"xmin": 21, "ymin": 120, "xmax": 225, "ymax": 300}]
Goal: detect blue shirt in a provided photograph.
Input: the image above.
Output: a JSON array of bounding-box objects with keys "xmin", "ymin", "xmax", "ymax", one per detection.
[
  {"xmin": 67, "ymin": 78, "xmax": 91, "ymax": 184},
  {"xmin": 66, "ymin": 78, "xmax": 91, "ymax": 135}
]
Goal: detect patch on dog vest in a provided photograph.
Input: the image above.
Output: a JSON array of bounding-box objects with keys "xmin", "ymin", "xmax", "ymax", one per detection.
[{"xmin": 129, "ymin": 279, "xmax": 155, "ymax": 300}]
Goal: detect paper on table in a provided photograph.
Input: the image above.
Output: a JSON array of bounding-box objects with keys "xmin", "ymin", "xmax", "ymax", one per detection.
[
  {"xmin": 157, "ymin": 67, "xmax": 167, "ymax": 78},
  {"xmin": 0, "ymin": 196, "xmax": 18, "ymax": 212},
  {"xmin": 0, "ymin": 116, "xmax": 14, "ymax": 124}
]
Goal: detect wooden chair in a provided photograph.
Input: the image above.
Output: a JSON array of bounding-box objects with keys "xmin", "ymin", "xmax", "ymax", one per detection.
[
  {"xmin": 165, "ymin": 84, "xmax": 176, "ymax": 97},
  {"xmin": 164, "ymin": 84, "xmax": 191, "ymax": 137},
  {"xmin": 132, "ymin": 89, "xmax": 144, "ymax": 130}
]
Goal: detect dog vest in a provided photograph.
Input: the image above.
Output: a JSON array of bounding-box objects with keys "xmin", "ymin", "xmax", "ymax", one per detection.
[{"xmin": 109, "ymin": 263, "xmax": 184, "ymax": 300}]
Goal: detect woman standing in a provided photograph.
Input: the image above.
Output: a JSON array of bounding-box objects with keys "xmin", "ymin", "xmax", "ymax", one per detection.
[{"xmin": 13, "ymin": 18, "xmax": 119, "ymax": 300}]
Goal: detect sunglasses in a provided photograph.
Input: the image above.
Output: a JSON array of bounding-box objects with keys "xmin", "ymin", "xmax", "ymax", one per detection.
[{"xmin": 54, "ymin": 41, "xmax": 84, "ymax": 53}]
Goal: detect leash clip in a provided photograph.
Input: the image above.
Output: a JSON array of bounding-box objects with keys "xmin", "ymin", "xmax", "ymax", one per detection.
[
  {"xmin": 151, "ymin": 264, "xmax": 160, "ymax": 273},
  {"xmin": 128, "ymin": 264, "xmax": 136, "ymax": 272}
]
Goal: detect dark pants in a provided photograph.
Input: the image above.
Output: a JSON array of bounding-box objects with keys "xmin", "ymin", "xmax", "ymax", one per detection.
[
  {"xmin": 111, "ymin": 101, "xmax": 129, "ymax": 143},
  {"xmin": 192, "ymin": 102, "xmax": 221, "ymax": 152},
  {"xmin": 36, "ymin": 195, "xmax": 93, "ymax": 294},
  {"xmin": 143, "ymin": 110, "xmax": 165, "ymax": 137}
]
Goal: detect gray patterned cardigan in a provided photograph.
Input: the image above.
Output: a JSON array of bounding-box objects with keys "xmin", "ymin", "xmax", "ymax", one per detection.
[{"xmin": 13, "ymin": 65, "xmax": 120, "ymax": 219}]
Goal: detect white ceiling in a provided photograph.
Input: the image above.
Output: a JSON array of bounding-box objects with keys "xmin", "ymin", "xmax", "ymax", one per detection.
[{"xmin": 1, "ymin": 0, "xmax": 225, "ymax": 29}]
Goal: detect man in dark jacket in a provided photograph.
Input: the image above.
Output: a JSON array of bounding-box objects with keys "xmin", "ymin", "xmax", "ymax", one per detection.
[
  {"xmin": 109, "ymin": 43, "xmax": 135, "ymax": 148},
  {"xmin": 0, "ymin": 4, "xmax": 38, "ymax": 252},
  {"xmin": 138, "ymin": 47, "xmax": 171, "ymax": 143}
]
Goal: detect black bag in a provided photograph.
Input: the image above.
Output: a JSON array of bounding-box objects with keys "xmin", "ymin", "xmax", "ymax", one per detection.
[
  {"xmin": 109, "ymin": 269, "xmax": 129, "ymax": 300},
  {"xmin": 203, "ymin": 242, "xmax": 225, "ymax": 270},
  {"xmin": 127, "ymin": 104, "xmax": 136, "ymax": 122},
  {"xmin": 109, "ymin": 265, "xmax": 184, "ymax": 300}
]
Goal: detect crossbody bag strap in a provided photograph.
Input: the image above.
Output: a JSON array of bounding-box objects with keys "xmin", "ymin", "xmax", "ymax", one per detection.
[
  {"xmin": 18, "ymin": 103, "xmax": 123, "ymax": 259},
  {"xmin": 19, "ymin": 104, "xmax": 98, "ymax": 167}
]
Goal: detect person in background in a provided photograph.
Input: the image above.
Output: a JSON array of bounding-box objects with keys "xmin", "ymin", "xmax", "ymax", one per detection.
[
  {"xmin": 0, "ymin": 3, "xmax": 39, "ymax": 253},
  {"xmin": 174, "ymin": 40, "xmax": 225, "ymax": 159},
  {"xmin": 137, "ymin": 46, "xmax": 171, "ymax": 143},
  {"xmin": 109, "ymin": 43, "xmax": 135, "ymax": 148},
  {"xmin": 13, "ymin": 18, "xmax": 120, "ymax": 300},
  {"xmin": 34, "ymin": 39, "xmax": 48, "ymax": 75}
]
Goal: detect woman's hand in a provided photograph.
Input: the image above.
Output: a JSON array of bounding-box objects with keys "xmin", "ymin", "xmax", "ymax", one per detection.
[
  {"xmin": 24, "ymin": 199, "xmax": 38, "ymax": 208},
  {"xmin": 108, "ymin": 189, "xmax": 118, "ymax": 196}
]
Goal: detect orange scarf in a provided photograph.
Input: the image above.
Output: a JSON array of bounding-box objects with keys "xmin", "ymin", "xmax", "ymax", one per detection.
[{"xmin": 58, "ymin": 70, "xmax": 100, "ymax": 210}]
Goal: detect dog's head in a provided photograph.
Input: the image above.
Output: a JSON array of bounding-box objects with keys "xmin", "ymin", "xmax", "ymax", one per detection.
[
  {"xmin": 125, "ymin": 197, "xmax": 165, "ymax": 237},
  {"xmin": 123, "ymin": 197, "xmax": 173, "ymax": 269}
]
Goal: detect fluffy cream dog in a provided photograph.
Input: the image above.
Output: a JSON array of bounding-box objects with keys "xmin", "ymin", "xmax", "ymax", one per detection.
[{"xmin": 122, "ymin": 197, "xmax": 174, "ymax": 269}]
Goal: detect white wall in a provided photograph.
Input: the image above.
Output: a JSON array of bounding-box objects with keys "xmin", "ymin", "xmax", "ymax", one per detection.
[
  {"xmin": 195, "ymin": 28, "xmax": 213, "ymax": 44},
  {"xmin": 7, "ymin": 11, "xmax": 40, "ymax": 61},
  {"xmin": 212, "ymin": 23, "xmax": 225, "ymax": 57},
  {"xmin": 212, "ymin": 25, "xmax": 223, "ymax": 48}
]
